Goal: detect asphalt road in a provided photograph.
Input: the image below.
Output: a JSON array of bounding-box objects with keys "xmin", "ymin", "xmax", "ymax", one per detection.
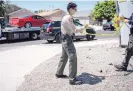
[{"xmin": 0, "ymin": 30, "xmax": 118, "ymax": 51}]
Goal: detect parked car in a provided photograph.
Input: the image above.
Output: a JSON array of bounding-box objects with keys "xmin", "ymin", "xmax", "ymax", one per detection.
[
  {"xmin": 102, "ymin": 20, "xmax": 115, "ymax": 31},
  {"xmin": 40, "ymin": 20, "xmax": 96, "ymax": 43},
  {"xmin": 9, "ymin": 15, "xmax": 51, "ymax": 28}
]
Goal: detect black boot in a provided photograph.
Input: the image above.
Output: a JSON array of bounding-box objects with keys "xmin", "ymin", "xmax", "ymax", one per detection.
[
  {"xmin": 69, "ymin": 78, "xmax": 83, "ymax": 85},
  {"xmin": 114, "ymin": 47, "xmax": 131, "ymax": 71},
  {"xmin": 55, "ymin": 74, "xmax": 68, "ymax": 78},
  {"xmin": 114, "ymin": 64, "xmax": 127, "ymax": 71}
]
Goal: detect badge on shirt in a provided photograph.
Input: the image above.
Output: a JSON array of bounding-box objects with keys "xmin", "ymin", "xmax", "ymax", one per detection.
[{"xmin": 69, "ymin": 18, "xmax": 73, "ymax": 22}]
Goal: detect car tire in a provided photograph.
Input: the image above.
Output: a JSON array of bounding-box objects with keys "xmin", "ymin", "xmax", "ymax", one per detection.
[
  {"xmin": 89, "ymin": 35, "xmax": 95, "ymax": 40},
  {"xmin": 47, "ymin": 40, "xmax": 53, "ymax": 43},
  {"xmin": 76, "ymin": 39, "xmax": 80, "ymax": 41},
  {"xmin": 30, "ymin": 33, "xmax": 38, "ymax": 40},
  {"xmin": 55, "ymin": 33, "xmax": 61, "ymax": 43},
  {"xmin": 86, "ymin": 35, "xmax": 90, "ymax": 41},
  {"xmin": 104, "ymin": 28, "xmax": 107, "ymax": 31},
  {"xmin": 24, "ymin": 22, "xmax": 32, "ymax": 28},
  {"xmin": 111, "ymin": 27, "xmax": 114, "ymax": 31},
  {"xmin": 86, "ymin": 28, "xmax": 96, "ymax": 40}
]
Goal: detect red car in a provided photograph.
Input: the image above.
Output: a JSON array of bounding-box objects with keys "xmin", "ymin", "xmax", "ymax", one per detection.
[{"xmin": 9, "ymin": 15, "xmax": 51, "ymax": 28}]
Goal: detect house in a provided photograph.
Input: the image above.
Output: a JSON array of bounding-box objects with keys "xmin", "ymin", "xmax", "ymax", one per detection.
[
  {"xmin": 5, "ymin": 4, "xmax": 21, "ymax": 22},
  {"xmin": 38, "ymin": 9, "xmax": 66, "ymax": 21},
  {"xmin": 5, "ymin": 4, "xmax": 36, "ymax": 22},
  {"xmin": 74, "ymin": 10, "xmax": 91, "ymax": 25},
  {"xmin": 8, "ymin": 8, "xmax": 36, "ymax": 20},
  {"xmin": 6, "ymin": 4, "xmax": 21, "ymax": 14}
]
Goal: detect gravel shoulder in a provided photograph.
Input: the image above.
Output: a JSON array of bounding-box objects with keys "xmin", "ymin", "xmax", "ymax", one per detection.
[{"xmin": 17, "ymin": 43, "xmax": 133, "ymax": 91}]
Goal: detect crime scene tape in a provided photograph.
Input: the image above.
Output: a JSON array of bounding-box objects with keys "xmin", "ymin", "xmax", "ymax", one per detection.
[{"xmin": 81, "ymin": 14, "xmax": 125, "ymax": 36}]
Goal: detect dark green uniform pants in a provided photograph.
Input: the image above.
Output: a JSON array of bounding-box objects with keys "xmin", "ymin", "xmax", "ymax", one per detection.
[
  {"xmin": 56, "ymin": 34, "xmax": 77, "ymax": 80},
  {"xmin": 122, "ymin": 33, "xmax": 133, "ymax": 67}
]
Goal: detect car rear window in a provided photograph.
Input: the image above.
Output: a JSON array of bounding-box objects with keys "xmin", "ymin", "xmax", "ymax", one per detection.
[
  {"xmin": 22, "ymin": 16, "xmax": 29, "ymax": 18},
  {"xmin": 43, "ymin": 22, "xmax": 50, "ymax": 28},
  {"xmin": 49, "ymin": 21, "xmax": 61, "ymax": 27},
  {"xmin": 44, "ymin": 22, "xmax": 50, "ymax": 25}
]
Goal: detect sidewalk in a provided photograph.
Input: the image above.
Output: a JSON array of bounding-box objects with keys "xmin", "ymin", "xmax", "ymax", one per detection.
[{"xmin": 1, "ymin": 39, "xmax": 132, "ymax": 91}]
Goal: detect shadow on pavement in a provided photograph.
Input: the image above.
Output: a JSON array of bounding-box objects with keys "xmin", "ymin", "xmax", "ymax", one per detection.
[
  {"xmin": 77, "ymin": 72, "xmax": 105, "ymax": 85},
  {"xmin": 43, "ymin": 39, "xmax": 97, "ymax": 44}
]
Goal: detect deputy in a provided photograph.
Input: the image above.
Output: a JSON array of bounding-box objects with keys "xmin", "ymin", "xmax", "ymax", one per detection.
[
  {"xmin": 55, "ymin": 2, "xmax": 85, "ymax": 85},
  {"xmin": 114, "ymin": 13, "xmax": 133, "ymax": 71}
]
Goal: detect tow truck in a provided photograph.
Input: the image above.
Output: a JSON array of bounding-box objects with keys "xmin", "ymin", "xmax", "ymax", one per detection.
[{"xmin": 0, "ymin": 17, "xmax": 41, "ymax": 41}]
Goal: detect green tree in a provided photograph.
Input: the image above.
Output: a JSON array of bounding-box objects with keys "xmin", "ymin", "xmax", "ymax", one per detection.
[
  {"xmin": 90, "ymin": 1, "xmax": 116, "ymax": 21},
  {"xmin": 0, "ymin": 0, "xmax": 5, "ymax": 17}
]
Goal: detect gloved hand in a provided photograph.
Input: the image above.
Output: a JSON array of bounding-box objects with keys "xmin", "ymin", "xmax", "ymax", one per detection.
[
  {"xmin": 84, "ymin": 24, "xmax": 89, "ymax": 29},
  {"xmin": 80, "ymin": 24, "xmax": 89, "ymax": 33}
]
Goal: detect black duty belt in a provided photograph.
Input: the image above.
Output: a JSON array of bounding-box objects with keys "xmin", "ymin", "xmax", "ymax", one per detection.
[
  {"xmin": 61, "ymin": 33, "xmax": 75, "ymax": 36},
  {"xmin": 61, "ymin": 33, "xmax": 74, "ymax": 40}
]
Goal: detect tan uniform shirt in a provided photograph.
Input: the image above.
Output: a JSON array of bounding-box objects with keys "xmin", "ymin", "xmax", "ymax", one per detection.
[{"xmin": 61, "ymin": 14, "xmax": 83, "ymax": 36}]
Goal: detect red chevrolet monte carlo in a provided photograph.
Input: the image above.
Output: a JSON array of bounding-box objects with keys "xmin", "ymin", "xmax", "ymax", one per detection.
[{"xmin": 9, "ymin": 15, "xmax": 51, "ymax": 28}]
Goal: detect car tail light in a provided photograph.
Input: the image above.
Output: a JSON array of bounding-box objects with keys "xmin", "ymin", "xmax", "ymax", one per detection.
[{"xmin": 47, "ymin": 27, "xmax": 52, "ymax": 32}]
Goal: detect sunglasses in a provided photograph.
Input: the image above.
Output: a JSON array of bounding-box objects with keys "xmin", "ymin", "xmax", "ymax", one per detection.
[{"xmin": 73, "ymin": 8, "xmax": 77, "ymax": 11}]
